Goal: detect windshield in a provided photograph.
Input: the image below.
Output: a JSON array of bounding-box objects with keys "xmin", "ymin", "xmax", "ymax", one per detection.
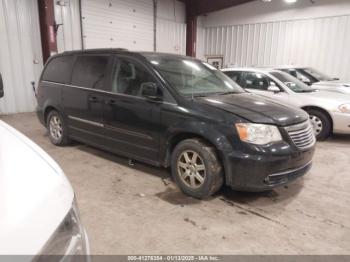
[
  {"xmin": 144, "ymin": 55, "xmax": 244, "ymax": 97},
  {"xmin": 300, "ymin": 68, "xmax": 333, "ymax": 82},
  {"xmin": 270, "ymin": 71, "xmax": 316, "ymax": 93}
]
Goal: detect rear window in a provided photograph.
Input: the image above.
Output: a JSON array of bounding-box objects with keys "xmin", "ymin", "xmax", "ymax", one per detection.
[
  {"xmin": 71, "ymin": 55, "xmax": 109, "ymax": 89},
  {"xmin": 42, "ymin": 56, "xmax": 74, "ymax": 83}
]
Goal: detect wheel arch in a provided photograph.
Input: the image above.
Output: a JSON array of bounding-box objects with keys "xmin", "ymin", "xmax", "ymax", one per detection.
[
  {"xmin": 44, "ymin": 105, "xmax": 59, "ymax": 124},
  {"xmin": 162, "ymin": 129, "xmax": 231, "ymax": 184},
  {"xmin": 301, "ymin": 105, "xmax": 334, "ymax": 132}
]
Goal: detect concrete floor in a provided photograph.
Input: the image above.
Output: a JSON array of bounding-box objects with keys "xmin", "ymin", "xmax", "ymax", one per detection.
[{"xmin": 1, "ymin": 112, "xmax": 350, "ymax": 255}]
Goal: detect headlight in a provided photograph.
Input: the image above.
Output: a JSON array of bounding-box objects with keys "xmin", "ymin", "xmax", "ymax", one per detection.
[
  {"xmin": 34, "ymin": 198, "xmax": 88, "ymax": 261},
  {"xmin": 338, "ymin": 104, "xmax": 350, "ymax": 114},
  {"xmin": 236, "ymin": 123, "xmax": 282, "ymax": 145}
]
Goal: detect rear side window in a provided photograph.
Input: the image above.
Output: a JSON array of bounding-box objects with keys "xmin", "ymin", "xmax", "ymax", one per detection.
[
  {"xmin": 71, "ymin": 55, "xmax": 109, "ymax": 89},
  {"xmin": 42, "ymin": 56, "xmax": 74, "ymax": 83}
]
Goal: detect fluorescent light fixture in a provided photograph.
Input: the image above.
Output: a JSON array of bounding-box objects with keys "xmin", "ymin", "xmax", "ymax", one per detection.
[{"xmin": 285, "ymin": 0, "xmax": 297, "ymax": 3}]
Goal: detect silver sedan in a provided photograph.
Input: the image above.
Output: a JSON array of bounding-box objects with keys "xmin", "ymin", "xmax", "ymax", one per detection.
[{"xmin": 222, "ymin": 67, "xmax": 350, "ymax": 140}]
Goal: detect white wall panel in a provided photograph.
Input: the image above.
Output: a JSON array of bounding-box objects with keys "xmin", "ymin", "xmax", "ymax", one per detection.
[
  {"xmin": 0, "ymin": 0, "xmax": 43, "ymax": 114},
  {"xmin": 203, "ymin": 15, "xmax": 350, "ymax": 81},
  {"xmin": 54, "ymin": 0, "xmax": 82, "ymax": 53},
  {"xmin": 156, "ymin": 0, "xmax": 186, "ymax": 55},
  {"xmin": 203, "ymin": 0, "xmax": 350, "ymax": 27},
  {"xmin": 156, "ymin": 18, "xmax": 186, "ymax": 55},
  {"xmin": 81, "ymin": 0, "xmax": 154, "ymax": 51},
  {"xmin": 196, "ymin": 16, "xmax": 206, "ymax": 60}
]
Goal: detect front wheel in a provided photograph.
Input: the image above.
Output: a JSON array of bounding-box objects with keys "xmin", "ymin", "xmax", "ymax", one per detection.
[
  {"xmin": 171, "ymin": 138, "xmax": 224, "ymax": 199},
  {"xmin": 307, "ymin": 109, "xmax": 331, "ymax": 141}
]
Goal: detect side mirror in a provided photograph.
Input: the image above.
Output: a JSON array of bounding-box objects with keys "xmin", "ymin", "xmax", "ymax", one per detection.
[
  {"xmin": 0, "ymin": 73, "xmax": 4, "ymax": 98},
  {"xmin": 302, "ymin": 79, "xmax": 312, "ymax": 86},
  {"xmin": 267, "ymin": 85, "xmax": 280, "ymax": 93},
  {"xmin": 140, "ymin": 82, "xmax": 161, "ymax": 101}
]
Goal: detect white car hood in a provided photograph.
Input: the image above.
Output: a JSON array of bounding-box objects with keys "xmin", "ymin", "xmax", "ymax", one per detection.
[
  {"xmin": 0, "ymin": 121, "xmax": 74, "ymax": 255},
  {"xmin": 312, "ymin": 81, "xmax": 350, "ymax": 94},
  {"xmin": 314, "ymin": 80, "xmax": 350, "ymax": 87},
  {"xmin": 291, "ymin": 90, "xmax": 350, "ymax": 110}
]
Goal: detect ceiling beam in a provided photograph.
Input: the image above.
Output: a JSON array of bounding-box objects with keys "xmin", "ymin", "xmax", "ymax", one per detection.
[{"xmin": 185, "ymin": 0, "xmax": 255, "ymax": 16}]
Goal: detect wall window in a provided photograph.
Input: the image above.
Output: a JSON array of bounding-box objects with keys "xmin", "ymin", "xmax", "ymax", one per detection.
[
  {"xmin": 71, "ymin": 55, "xmax": 109, "ymax": 89},
  {"xmin": 42, "ymin": 56, "xmax": 74, "ymax": 84},
  {"xmin": 111, "ymin": 59, "xmax": 155, "ymax": 96}
]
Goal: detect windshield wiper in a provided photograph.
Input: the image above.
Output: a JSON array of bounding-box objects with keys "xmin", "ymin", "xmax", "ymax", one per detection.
[
  {"xmin": 218, "ymin": 91, "xmax": 237, "ymax": 96},
  {"xmin": 296, "ymin": 90, "xmax": 315, "ymax": 93}
]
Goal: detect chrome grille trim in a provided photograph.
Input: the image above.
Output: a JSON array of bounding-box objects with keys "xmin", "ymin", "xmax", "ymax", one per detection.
[{"xmin": 285, "ymin": 121, "xmax": 316, "ymax": 149}]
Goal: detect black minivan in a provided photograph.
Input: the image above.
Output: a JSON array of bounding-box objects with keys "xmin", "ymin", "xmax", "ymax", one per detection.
[{"xmin": 36, "ymin": 49, "xmax": 316, "ymax": 198}]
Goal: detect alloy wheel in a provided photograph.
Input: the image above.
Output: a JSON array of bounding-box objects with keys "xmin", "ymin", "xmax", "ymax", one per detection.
[
  {"xmin": 49, "ymin": 115, "xmax": 63, "ymax": 141},
  {"xmin": 177, "ymin": 150, "xmax": 206, "ymax": 189}
]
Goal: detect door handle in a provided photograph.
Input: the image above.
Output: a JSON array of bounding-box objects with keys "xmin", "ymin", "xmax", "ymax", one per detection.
[
  {"xmin": 106, "ymin": 99, "xmax": 116, "ymax": 105},
  {"xmin": 89, "ymin": 96, "xmax": 100, "ymax": 103}
]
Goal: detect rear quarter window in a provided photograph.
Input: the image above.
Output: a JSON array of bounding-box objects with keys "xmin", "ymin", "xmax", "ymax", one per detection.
[{"xmin": 42, "ymin": 56, "xmax": 74, "ymax": 83}]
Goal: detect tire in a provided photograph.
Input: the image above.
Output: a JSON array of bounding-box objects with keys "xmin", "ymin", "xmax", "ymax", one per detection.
[
  {"xmin": 46, "ymin": 110, "xmax": 70, "ymax": 146},
  {"xmin": 307, "ymin": 109, "xmax": 331, "ymax": 141},
  {"xmin": 171, "ymin": 138, "xmax": 224, "ymax": 199}
]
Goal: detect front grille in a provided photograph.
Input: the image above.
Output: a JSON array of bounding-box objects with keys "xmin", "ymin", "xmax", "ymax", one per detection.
[{"xmin": 285, "ymin": 121, "xmax": 316, "ymax": 149}]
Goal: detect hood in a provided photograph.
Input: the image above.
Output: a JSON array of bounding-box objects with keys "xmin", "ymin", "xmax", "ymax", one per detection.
[
  {"xmin": 0, "ymin": 121, "xmax": 74, "ymax": 255},
  {"xmin": 313, "ymin": 80, "xmax": 350, "ymax": 88},
  {"xmin": 198, "ymin": 93, "xmax": 308, "ymax": 126},
  {"xmin": 299, "ymin": 90, "xmax": 350, "ymax": 104}
]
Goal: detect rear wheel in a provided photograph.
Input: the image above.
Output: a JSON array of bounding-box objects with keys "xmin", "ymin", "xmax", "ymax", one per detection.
[
  {"xmin": 307, "ymin": 109, "xmax": 331, "ymax": 141},
  {"xmin": 171, "ymin": 138, "xmax": 224, "ymax": 199},
  {"xmin": 46, "ymin": 110, "xmax": 70, "ymax": 146}
]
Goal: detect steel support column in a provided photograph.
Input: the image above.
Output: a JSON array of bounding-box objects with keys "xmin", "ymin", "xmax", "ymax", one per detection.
[
  {"xmin": 38, "ymin": 0, "xmax": 57, "ymax": 63},
  {"xmin": 186, "ymin": 12, "xmax": 197, "ymax": 57}
]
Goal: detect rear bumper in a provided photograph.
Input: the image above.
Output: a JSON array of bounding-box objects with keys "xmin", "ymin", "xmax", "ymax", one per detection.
[
  {"xmin": 332, "ymin": 112, "xmax": 350, "ymax": 134},
  {"xmin": 223, "ymin": 142, "xmax": 315, "ymax": 192}
]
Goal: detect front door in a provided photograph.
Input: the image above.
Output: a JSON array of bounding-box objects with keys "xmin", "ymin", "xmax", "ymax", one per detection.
[
  {"xmin": 243, "ymin": 72, "xmax": 290, "ymax": 105},
  {"xmin": 102, "ymin": 56, "xmax": 162, "ymax": 164}
]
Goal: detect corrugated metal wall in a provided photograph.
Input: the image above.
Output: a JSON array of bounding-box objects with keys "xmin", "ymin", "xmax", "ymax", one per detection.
[
  {"xmin": 54, "ymin": 0, "xmax": 82, "ymax": 53},
  {"xmin": 0, "ymin": 0, "xmax": 43, "ymax": 114},
  {"xmin": 156, "ymin": 19, "xmax": 186, "ymax": 55},
  {"xmin": 203, "ymin": 15, "xmax": 350, "ymax": 81},
  {"xmin": 156, "ymin": 0, "xmax": 186, "ymax": 55}
]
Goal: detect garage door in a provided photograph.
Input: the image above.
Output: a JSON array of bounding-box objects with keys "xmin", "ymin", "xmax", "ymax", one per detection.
[{"xmin": 81, "ymin": 0, "xmax": 154, "ymax": 51}]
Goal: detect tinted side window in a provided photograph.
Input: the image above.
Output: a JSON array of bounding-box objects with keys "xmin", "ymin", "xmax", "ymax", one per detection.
[
  {"xmin": 244, "ymin": 72, "xmax": 279, "ymax": 91},
  {"xmin": 110, "ymin": 58, "xmax": 156, "ymax": 96},
  {"xmin": 225, "ymin": 71, "xmax": 242, "ymax": 84},
  {"xmin": 71, "ymin": 55, "xmax": 109, "ymax": 89},
  {"xmin": 42, "ymin": 56, "xmax": 74, "ymax": 83}
]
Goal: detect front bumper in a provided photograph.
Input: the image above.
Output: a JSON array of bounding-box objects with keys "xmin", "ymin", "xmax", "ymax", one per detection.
[
  {"xmin": 223, "ymin": 141, "xmax": 315, "ymax": 192},
  {"xmin": 332, "ymin": 112, "xmax": 350, "ymax": 134}
]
